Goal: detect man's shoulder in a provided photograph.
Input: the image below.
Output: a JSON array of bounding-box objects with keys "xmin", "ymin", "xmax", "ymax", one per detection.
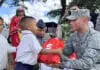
[
  {"xmin": 90, "ymin": 28, "xmax": 100, "ymax": 38},
  {"xmin": 88, "ymin": 28, "xmax": 100, "ymax": 49},
  {"xmin": 22, "ymin": 33, "xmax": 36, "ymax": 42}
]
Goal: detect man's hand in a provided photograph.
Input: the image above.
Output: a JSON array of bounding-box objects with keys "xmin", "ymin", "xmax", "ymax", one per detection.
[
  {"xmin": 47, "ymin": 63, "xmax": 61, "ymax": 68},
  {"xmin": 54, "ymin": 48, "xmax": 62, "ymax": 55},
  {"xmin": 40, "ymin": 48, "xmax": 62, "ymax": 55}
]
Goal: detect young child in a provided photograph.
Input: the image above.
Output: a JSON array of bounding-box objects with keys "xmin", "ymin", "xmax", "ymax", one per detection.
[
  {"xmin": 15, "ymin": 16, "xmax": 62, "ymax": 70},
  {"xmin": 39, "ymin": 32, "xmax": 64, "ymax": 70}
]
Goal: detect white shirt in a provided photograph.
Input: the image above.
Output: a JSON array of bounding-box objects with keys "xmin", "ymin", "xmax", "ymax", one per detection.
[
  {"xmin": 0, "ymin": 34, "xmax": 16, "ymax": 70},
  {"xmin": 16, "ymin": 30, "xmax": 42, "ymax": 65}
]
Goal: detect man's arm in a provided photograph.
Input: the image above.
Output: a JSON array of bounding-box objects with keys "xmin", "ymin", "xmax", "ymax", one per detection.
[
  {"xmin": 6, "ymin": 41, "xmax": 16, "ymax": 53},
  {"xmin": 60, "ymin": 32, "xmax": 100, "ymax": 69},
  {"xmin": 7, "ymin": 45, "xmax": 16, "ymax": 53},
  {"xmin": 39, "ymin": 48, "xmax": 62, "ymax": 55},
  {"xmin": 62, "ymin": 38, "xmax": 74, "ymax": 57},
  {"xmin": 60, "ymin": 48, "xmax": 98, "ymax": 69},
  {"xmin": 3, "ymin": 35, "xmax": 17, "ymax": 53}
]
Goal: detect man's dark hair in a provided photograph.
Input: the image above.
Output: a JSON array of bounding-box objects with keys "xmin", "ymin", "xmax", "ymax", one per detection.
[
  {"xmin": 19, "ymin": 16, "xmax": 35, "ymax": 30},
  {"xmin": 69, "ymin": 3, "xmax": 80, "ymax": 9},
  {"xmin": 37, "ymin": 19, "xmax": 45, "ymax": 29},
  {"xmin": 0, "ymin": 16, "xmax": 4, "ymax": 21}
]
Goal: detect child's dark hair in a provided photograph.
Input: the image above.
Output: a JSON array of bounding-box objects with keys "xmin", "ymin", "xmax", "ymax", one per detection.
[{"xmin": 19, "ymin": 16, "xmax": 35, "ymax": 30}]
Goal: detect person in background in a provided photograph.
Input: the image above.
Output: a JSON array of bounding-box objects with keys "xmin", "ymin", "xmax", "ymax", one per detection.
[
  {"xmin": 9, "ymin": 8, "xmax": 25, "ymax": 60},
  {"xmin": 38, "ymin": 24, "xmax": 64, "ymax": 70},
  {"xmin": 0, "ymin": 16, "xmax": 16, "ymax": 70},
  {"xmin": 95, "ymin": 13, "xmax": 100, "ymax": 31},
  {"xmin": 36, "ymin": 19, "xmax": 46, "ymax": 45},
  {"xmin": 15, "ymin": 16, "xmax": 62, "ymax": 70},
  {"xmin": 90, "ymin": 12, "xmax": 98, "ymax": 29}
]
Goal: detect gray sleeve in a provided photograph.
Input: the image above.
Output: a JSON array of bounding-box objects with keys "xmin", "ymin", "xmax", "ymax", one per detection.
[
  {"xmin": 63, "ymin": 35, "xmax": 74, "ymax": 56},
  {"xmin": 61, "ymin": 48, "xmax": 98, "ymax": 69},
  {"xmin": 61, "ymin": 35, "xmax": 74, "ymax": 62},
  {"xmin": 61, "ymin": 35, "xmax": 99, "ymax": 69}
]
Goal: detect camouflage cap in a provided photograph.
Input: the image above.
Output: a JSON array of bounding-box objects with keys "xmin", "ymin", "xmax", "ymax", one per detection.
[{"xmin": 66, "ymin": 9, "xmax": 90, "ymax": 20}]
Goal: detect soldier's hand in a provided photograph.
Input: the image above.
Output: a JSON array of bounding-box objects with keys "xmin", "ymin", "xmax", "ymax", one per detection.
[
  {"xmin": 47, "ymin": 63, "xmax": 61, "ymax": 68},
  {"xmin": 55, "ymin": 48, "xmax": 63, "ymax": 55}
]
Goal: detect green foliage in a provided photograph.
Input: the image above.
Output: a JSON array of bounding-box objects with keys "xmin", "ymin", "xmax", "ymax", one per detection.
[
  {"xmin": 11, "ymin": 0, "xmax": 19, "ymax": 6},
  {"xmin": 61, "ymin": 23, "xmax": 71, "ymax": 40},
  {"xmin": 70, "ymin": 0, "xmax": 100, "ymax": 12},
  {"xmin": 47, "ymin": 9, "xmax": 61, "ymax": 18}
]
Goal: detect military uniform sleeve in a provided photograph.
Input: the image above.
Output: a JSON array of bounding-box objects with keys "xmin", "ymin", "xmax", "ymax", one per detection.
[
  {"xmin": 63, "ymin": 34, "xmax": 75, "ymax": 56},
  {"xmin": 61, "ymin": 35, "xmax": 99, "ymax": 69},
  {"xmin": 61, "ymin": 34, "xmax": 75, "ymax": 62},
  {"xmin": 61, "ymin": 48, "xmax": 98, "ymax": 69}
]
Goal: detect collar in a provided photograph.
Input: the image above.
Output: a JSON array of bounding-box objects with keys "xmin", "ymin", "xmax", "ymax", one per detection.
[
  {"xmin": 76, "ymin": 27, "xmax": 90, "ymax": 42},
  {"xmin": 77, "ymin": 27, "xmax": 89, "ymax": 38},
  {"xmin": 22, "ymin": 30, "xmax": 33, "ymax": 35}
]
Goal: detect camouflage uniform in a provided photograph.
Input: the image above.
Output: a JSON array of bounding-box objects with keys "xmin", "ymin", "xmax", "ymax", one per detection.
[{"xmin": 62, "ymin": 28, "xmax": 100, "ymax": 70}]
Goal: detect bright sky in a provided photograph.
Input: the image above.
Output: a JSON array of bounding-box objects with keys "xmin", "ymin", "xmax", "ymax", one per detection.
[
  {"xmin": 0, "ymin": 0, "xmax": 72, "ymax": 24},
  {"xmin": 0, "ymin": 0, "xmax": 13, "ymax": 15}
]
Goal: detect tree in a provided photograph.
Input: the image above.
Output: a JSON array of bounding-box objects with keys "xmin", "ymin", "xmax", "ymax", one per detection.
[
  {"xmin": 47, "ymin": 0, "xmax": 67, "ymax": 24},
  {"xmin": 0, "ymin": 0, "xmax": 5, "ymax": 6},
  {"xmin": 60, "ymin": 0, "xmax": 66, "ymax": 20},
  {"xmin": 70, "ymin": 0, "xmax": 100, "ymax": 12},
  {"xmin": 12, "ymin": 0, "xmax": 30, "ymax": 6}
]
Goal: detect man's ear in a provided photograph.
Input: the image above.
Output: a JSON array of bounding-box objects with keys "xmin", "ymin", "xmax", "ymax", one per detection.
[{"xmin": 26, "ymin": 23, "xmax": 30, "ymax": 30}]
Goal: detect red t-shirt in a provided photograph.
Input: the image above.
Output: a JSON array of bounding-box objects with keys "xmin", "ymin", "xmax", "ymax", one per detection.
[{"xmin": 38, "ymin": 38, "xmax": 64, "ymax": 64}]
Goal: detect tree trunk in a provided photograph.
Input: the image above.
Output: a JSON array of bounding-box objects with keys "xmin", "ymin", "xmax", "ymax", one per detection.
[
  {"xmin": 56, "ymin": 0, "xmax": 66, "ymax": 39},
  {"xmin": 60, "ymin": 0, "xmax": 66, "ymax": 18}
]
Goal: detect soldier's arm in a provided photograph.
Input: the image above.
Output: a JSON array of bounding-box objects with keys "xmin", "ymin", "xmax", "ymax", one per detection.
[
  {"xmin": 63, "ymin": 34, "xmax": 74, "ymax": 56},
  {"xmin": 60, "ymin": 48, "xmax": 98, "ymax": 69},
  {"xmin": 61, "ymin": 33, "xmax": 75, "ymax": 61},
  {"xmin": 60, "ymin": 36, "xmax": 99, "ymax": 69}
]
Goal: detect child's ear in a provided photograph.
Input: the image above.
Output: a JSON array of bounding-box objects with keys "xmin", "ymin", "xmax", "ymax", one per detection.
[{"xmin": 26, "ymin": 24, "xmax": 30, "ymax": 30}]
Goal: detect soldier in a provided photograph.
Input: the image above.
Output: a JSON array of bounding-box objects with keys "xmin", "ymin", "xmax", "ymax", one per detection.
[
  {"xmin": 69, "ymin": 4, "xmax": 94, "ymax": 29},
  {"xmin": 58, "ymin": 9, "xmax": 100, "ymax": 70}
]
